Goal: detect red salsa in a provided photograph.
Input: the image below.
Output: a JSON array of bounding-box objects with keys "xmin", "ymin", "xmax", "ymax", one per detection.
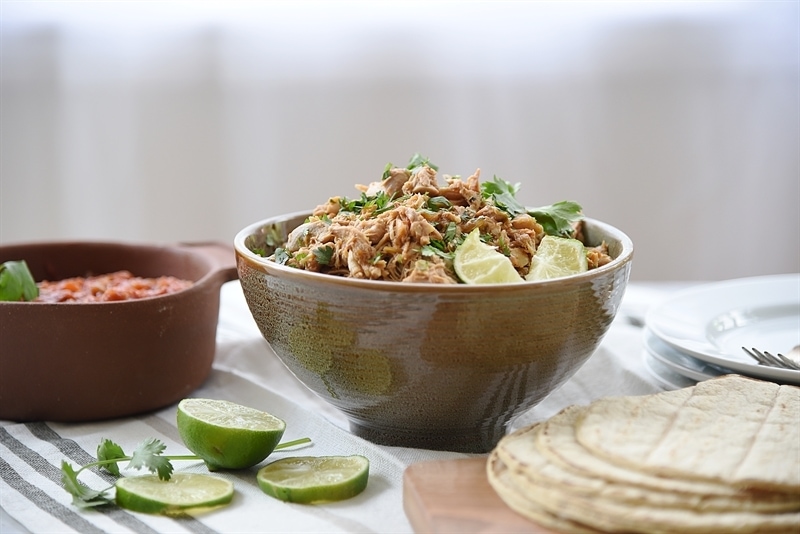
[{"xmin": 35, "ymin": 270, "xmax": 193, "ymax": 303}]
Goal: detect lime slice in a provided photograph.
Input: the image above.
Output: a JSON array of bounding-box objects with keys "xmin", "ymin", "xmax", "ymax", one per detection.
[
  {"xmin": 115, "ymin": 473, "xmax": 233, "ymax": 515},
  {"xmin": 177, "ymin": 398, "xmax": 286, "ymax": 471},
  {"xmin": 257, "ymin": 455, "xmax": 370, "ymax": 504},
  {"xmin": 454, "ymin": 229, "xmax": 523, "ymax": 284},
  {"xmin": 525, "ymin": 235, "xmax": 588, "ymax": 281}
]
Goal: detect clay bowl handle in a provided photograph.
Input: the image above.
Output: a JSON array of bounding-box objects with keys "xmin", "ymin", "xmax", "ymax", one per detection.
[{"xmin": 177, "ymin": 241, "xmax": 239, "ymax": 285}]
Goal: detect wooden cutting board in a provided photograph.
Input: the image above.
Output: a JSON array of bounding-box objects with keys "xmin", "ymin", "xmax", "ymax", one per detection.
[{"xmin": 403, "ymin": 457, "xmax": 557, "ymax": 533}]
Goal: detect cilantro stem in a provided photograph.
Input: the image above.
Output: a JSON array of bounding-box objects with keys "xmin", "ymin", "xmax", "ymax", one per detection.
[
  {"xmin": 274, "ymin": 437, "xmax": 312, "ymax": 450},
  {"xmin": 78, "ymin": 438, "xmax": 309, "ymax": 474}
]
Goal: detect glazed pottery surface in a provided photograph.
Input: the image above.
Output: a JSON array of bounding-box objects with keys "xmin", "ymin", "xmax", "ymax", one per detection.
[
  {"xmin": 235, "ymin": 213, "xmax": 633, "ymax": 452},
  {"xmin": 0, "ymin": 241, "xmax": 238, "ymax": 422}
]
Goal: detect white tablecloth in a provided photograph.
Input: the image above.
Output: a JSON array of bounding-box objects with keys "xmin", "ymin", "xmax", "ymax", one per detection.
[{"xmin": 0, "ymin": 281, "xmax": 689, "ymax": 534}]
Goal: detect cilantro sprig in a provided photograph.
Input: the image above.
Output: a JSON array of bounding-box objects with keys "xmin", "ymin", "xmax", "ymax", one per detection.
[
  {"xmin": 338, "ymin": 191, "xmax": 395, "ymax": 216},
  {"xmin": 527, "ymin": 201, "xmax": 584, "ymax": 238},
  {"xmin": 313, "ymin": 245, "xmax": 335, "ymax": 266},
  {"xmin": 382, "ymin": 153, "xmax": 438, "ymax": 179},
  {"xmin": 406, "ymin": 153, "xmax": 438, "ymax": 172},
  {"xmin": 61, "ymin": 436, "xmax": 311, "ymax": 508},
  {"xmin": 481, "ymin": 176, "xmax": 525, "ymax": 215},
  {"xmin": 480, "ymin": 176, "xmax": 583, "ymax": 237},
  {"xmin": 0, "ymin": 260, "xmax": 38, "ymax": 301}
]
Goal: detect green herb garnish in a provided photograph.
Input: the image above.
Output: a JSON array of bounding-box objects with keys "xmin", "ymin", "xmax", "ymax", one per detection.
[
  {"xmin": 0, "ymin": 260, "xmax": 38, "ymax": 301},
  {"xmin": 339, "ymin": 191, "xmax": 394, "ymax": 216},
  {"xmin": 421, "ymin": 240, "xmax": 454, "ymax": 262},
  {"xmin": 481, "ymin": 175, "xmax": 524, "ymax": 215},
  {"xmin": 382, "ymin": 162, "xmax": 393, "ymax": 180},
  {"xmin": 273, "ymin": 248, "xmax": 291, "ymax": 265},
  {"xmin": 406, "ymin": 153, "xmax": 438, "ymax": 172},
  {"xmin": 527, "ymin": 201, "xmax": 584, "ymax": 237},
  {"xmin": 480, "ymin": 175, "xmax": 583, "ymax": 237},
  {"xmin": 61, "ymin": 436, "xmax": 311, "ymax": 508},
  {"xmin": 443, "ymin": 221, "xmax": 457, "ymax": 244},
  {"xmin": 426, "ymin": 196, "xmax": 452, "ymax": 211},
  {"xmin": 313, "ymin": 245, "xmax": 335, "ymax": 266},
  {"xmin": 246, "ymin": 223, "xmax": 286, "ymax": 257}
]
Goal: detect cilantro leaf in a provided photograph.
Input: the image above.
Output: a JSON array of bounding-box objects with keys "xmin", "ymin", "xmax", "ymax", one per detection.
[
  {"xmin": 479, "ymin": 175, "xmax": 583, "ymax": 237},
  {"xmin": 443, "ymin": 222, "xmax": 457, "ymax": 244},
  {"xmin": 426, "ymin": 196, "xmax": 451, "ymax": 211},
  {"xmin": 527, "ymin": 201, "xmax": 583, "ymax": 237},
  {"xmin": 339, "ymin": 191, "xmax": 395, "ymax": 216},
  {"xmin": 421, "ymin": 243, "xmax": 454, "ymax": 261},
  {"xmin": 382, "ymin": 162, "xmax": 393, "ymax": 180},
  {"xmin": 128, "ymin": 438, "xmax": 174, "ymax": 480},
  {"xmin": 96, "ymin": 439, "xmax": 126, "ymax": 476},
  {"xmin": 246, "ymin": 223, "xmax": 285, "ymax": 257},
  {"xmin": 313, "ymin": 246, "xmax": 335, "ymax": 266},
  {"xmin": 406, "ymin": 153, "xmax": 438, "ymax": 172},
  {"xmin": 480, "ymin": 176, "xmax": 525, "ymax": 216},
  {"xmin": 273, "ymin": 248, "xmax": 290, "ymax": 265},
  {"xmin": 61, "ymin": 461, "xmax": 113, "ymax": 508},
  {"xmin": 0, "ymin": 260, "xmax": 38, "ymax": 301}
]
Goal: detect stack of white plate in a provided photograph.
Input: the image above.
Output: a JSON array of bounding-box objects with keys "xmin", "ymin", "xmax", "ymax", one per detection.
[{"xmin": 642, "ymin": 274, "xmax": 800, "ymax": 389}]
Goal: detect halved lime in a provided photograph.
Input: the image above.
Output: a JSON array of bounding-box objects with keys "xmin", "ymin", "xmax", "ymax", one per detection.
[
  {"xmin": 115, "ymin": 473, "xmax": 233, "ymax": 515},
  {"xmin": 177, "ymin": 398, "xmax": 286, "ymax": 471},
  {"xmin": 525, "ymin": 235, "xmax": 588, "ymax": 281},
  {"xmin": 257, "ymin": 455, "xmax": 370, "ymax": 504},
  {"xmin": 454, "ymin": 229, "xmax": 523, "ymax": 284}
]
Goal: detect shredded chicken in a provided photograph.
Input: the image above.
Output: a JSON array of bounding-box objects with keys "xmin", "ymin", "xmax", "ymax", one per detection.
[{"xmin": 274, "ymin": 163, "xmax": 612, "ymax": 283}]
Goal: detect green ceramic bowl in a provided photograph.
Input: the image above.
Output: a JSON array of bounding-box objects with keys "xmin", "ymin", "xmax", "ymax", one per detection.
[{"xmin": 234, "ymin": 212, "xmax": 633, "ymax": 453}]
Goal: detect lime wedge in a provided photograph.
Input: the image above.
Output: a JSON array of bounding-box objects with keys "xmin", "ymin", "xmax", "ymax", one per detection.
[
  {"xmin": 525, "ymin": 235, "xmax": 588, "ymax": 281},
  {"xmin": 257, "ymin": 455, "xmax": 370, "ymax": 504},
  {"xmin": 115, "ymin": 473, "xmax": 233, "ymax": 515},
  {"xmin": 177, "ymin": 398, "xmax": 286, "ymax": 471},
  {"xmin": 454, "ymin": 229, "xmax": 523, "ymax": 284}
]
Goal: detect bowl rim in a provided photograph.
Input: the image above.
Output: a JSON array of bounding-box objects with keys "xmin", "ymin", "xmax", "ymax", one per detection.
[
  {"xmin": 0, "ymin": 239, "xmax": 237, "ymax": 306},
  {"xmin": 234, "ymin": 211, "xmax": 633, "ymax": 292}
]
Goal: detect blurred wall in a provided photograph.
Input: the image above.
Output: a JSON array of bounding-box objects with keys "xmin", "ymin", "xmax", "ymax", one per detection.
[{"xmin": 1, "ymin": 1, "xmax": 798, "ymax": 281}]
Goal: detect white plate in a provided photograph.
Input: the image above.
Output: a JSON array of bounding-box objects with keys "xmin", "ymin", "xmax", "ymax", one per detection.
[
  {"xmin": 643, "ymin": 328, "xmax": 725, "ymax": 382},
  {"xmin": 646, "ymin": 274, "xmax": 800, "ymax": 385},
  {"xmin": 643, "ymin": 351, "xmax": 697, "ymax": 390}
]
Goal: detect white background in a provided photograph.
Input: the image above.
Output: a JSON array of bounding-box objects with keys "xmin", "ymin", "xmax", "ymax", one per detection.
[{"xmin": 2, "ymin": 1, "xmax": 798, "ymax": 281}]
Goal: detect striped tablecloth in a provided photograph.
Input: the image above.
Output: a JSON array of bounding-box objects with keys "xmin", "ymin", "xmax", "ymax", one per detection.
[{"xmin": 1, "ymin": 281, "xmax": 673, "ymax": 534}]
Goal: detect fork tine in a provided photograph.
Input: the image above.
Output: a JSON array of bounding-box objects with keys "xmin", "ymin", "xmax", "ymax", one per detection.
[
  {"xmin": 743, "ymin": 347, "xmax": 769, "ymax": 365},
  {"xmin": 741, "ymin": 347, "xmax": 799, "ymax": 370},
  {"xmin": 754, "ymin": 348, "xmax": 784, "ymax": 368},
  {"xmin": 767, "ymin": 351, "xmax": 800, "ymax": 371}
]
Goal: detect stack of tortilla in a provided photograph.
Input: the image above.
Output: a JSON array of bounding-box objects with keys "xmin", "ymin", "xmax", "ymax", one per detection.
[{"xmin": 487, "ymin": 374, "xmax": 800, "ymax": 533}]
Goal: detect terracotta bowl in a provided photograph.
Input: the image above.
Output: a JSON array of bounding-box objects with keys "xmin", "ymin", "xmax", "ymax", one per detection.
[
  {"xmin": 234, "ymin": 214, "xmax": 633, "ymax": 452},
  {"xmin": 0, "ymin": 241, "xmax": 238, "ymax": 422}
]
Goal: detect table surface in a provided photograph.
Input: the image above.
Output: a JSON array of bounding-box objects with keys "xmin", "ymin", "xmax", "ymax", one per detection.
[{"xmin": 0, "ymin": 280, "xmax": 693, "ymax": 534}]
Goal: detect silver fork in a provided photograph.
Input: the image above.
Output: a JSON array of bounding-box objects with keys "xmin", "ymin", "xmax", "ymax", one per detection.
[{"xmin": 742, "ymin": 346, "xmax": 800, "ymax": 371}]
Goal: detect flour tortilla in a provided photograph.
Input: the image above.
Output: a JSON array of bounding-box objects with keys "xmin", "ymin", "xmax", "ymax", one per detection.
[
  {"xmin": 575, "ymin": 374, "xmax": 800, "ymax": 492},
  {"xmin": 534, "ymin": 403, "xmax": 749, "ymax": 496},
  {"xmin": 504, "ymin": 456, "xmax": 800, "ymax": 534},
  {"xmin": 487, "ymin": 374, "xmax": 800, "ymax": 533},
  {"xmin": 486, "ymin": 449, "xmax": 602, "ymax": 534},
  {"xmin": 496, "ymin": 411, "xmax": 800, "ymax": 513}
]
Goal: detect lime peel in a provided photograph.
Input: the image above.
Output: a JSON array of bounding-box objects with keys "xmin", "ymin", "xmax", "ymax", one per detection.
[
  {"xmin": 115, "ymin": 473, "xmax": 233, "ymax": 515},
  {"xmin": 177, "ymin": 398, "xmax": 287, "ymax": 471},
  {"xmin": 257, "ymin": 455, "xmax": 370, "ymax": 504}
]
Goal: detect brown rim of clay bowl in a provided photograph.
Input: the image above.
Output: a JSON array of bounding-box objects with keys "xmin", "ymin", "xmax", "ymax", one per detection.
[
  {"xmin": 234, "ymin": 212, "xmax": 634, "ymax": 453},
  {"xmin": 0, "ymin": 241, "xmax": 238, "ymax": 423}
]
